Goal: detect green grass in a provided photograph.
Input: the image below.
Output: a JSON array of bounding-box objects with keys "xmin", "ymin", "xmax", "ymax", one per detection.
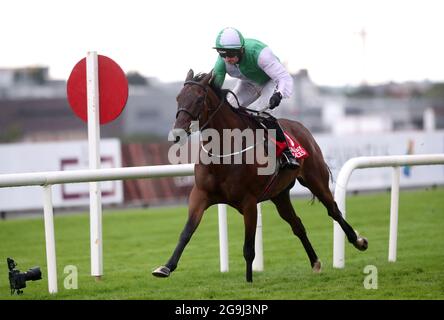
[{"xmin": 0, "ymin": 187, "xmax": 443, "ymax": 300}]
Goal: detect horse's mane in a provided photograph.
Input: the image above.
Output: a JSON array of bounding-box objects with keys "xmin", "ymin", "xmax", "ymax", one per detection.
[
  {"xmin": 192, "ymin": 73, "xmax": 263, "ymax": 127},
  {"xmin": 192, "ymin": 73, "xmax": 229, "ymax": 101}
]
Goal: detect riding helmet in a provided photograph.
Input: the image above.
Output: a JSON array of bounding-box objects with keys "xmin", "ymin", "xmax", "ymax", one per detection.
[{"xmin": 214, "ymin": 27, "xmax": 245, "ymax": 50}]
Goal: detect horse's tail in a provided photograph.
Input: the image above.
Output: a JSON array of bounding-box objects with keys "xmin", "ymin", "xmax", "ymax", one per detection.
[
  {"xmin": 309, "ymin": 192, "xmax": 316, "ymax": 205},
  {"xmin": 301, "ymin": 161, "xmax": 333, "ymax": 206}
]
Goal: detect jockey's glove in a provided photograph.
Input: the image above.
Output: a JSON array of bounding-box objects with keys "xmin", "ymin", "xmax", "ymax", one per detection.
[{"xmin": 269, "ymin": 91, "xmax": 282, "ymax": 109}]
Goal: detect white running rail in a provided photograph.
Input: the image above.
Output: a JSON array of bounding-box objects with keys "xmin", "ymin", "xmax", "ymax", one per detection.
[
  {"xmin": 0, "ymin": 164, "xmax": 194, "ymax": 294},
  {"xmin": 333, "ymin": 154, "xmax": 444, "ymax": 268}
]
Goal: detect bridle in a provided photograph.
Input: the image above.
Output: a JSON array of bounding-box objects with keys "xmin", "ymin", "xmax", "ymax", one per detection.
[
  {"xmin": 175, "ymin": 80, "xmax": 225, "ymax": 131},
  {"xmin": 175, "ymin": 81, "xmax": 208, "ymax": 121}
]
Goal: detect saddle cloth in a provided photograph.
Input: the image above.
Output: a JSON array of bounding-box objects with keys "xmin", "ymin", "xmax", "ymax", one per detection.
[
  {"xmin": 273, "ymin": 132, "xmax": 309, "ymax": 159},
  {"xmin": 284, "ymin": 132, "xmax": 309, "ymax": 159}
]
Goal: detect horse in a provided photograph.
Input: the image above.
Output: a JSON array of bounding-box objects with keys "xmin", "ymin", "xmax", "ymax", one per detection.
[{"xmin": 152, "ymin": 69, "xmax": 368, "ymax": 282}]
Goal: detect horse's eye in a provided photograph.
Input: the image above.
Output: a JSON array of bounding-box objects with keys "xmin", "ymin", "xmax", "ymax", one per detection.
[{"xmin": 196, "ymin": 96, "xmax": 204, "ymax": 104}]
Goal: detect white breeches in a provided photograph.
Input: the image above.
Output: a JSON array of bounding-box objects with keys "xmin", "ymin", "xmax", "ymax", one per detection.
[{"xmin": 226, "ymin": 80, "xmax": 277, "ymax": 115}]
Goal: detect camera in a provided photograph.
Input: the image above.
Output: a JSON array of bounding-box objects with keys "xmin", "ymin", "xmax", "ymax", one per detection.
[{"xmin": 7, "ymin": 258, "xmax": 42, "ymax": 295}]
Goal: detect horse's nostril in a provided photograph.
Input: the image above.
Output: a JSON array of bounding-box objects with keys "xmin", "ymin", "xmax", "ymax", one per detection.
[{"xmin": 174, "ymin": 136, "xmax": 180, "ymax": 143}]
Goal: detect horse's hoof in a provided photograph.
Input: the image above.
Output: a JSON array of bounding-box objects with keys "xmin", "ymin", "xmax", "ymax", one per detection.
[
  {"xmin": 352, "ymin": 230, "xmax": 368, "ymax": 251},
  {"xmin": 312, "ymin": 260, "xmax": 322, "ymax": 273},
  {"xmin": 354, "ymin": 237, "xmax": 369, "ymax": 251},
  {"xmin": 152, "ymin": 266, "xmax": 171, "ymax": 278}
]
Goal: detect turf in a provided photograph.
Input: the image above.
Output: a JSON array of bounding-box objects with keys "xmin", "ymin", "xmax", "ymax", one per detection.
[{"xmin": 0, "ymin": 187, "xmax": 443, "ymax": 300}]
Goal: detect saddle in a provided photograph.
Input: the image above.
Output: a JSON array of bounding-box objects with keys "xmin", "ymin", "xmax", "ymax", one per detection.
[
  {"xmin": 234, "ymin": 107, "xmax": 309, "ymax": 160},
  {"xmin": 235, "ymin": 106, "xmax": 269, "ymax": 129}
]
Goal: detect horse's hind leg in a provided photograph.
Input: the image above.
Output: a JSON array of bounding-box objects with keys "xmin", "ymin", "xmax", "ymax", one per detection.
[
  {"xmin": 302, "ymin": 169, "xmax": 368, "ymax": 251},
  {"xmin": 152, "ymin": 187, "xmax": 209, "ymax": 278},
  {"xmin": 271, "ymin": 190, "xmax": 321, "ymax": 272}
]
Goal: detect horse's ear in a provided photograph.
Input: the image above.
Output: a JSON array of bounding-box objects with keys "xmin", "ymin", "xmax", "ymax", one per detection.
[
  {"xmin": 185, "ymin": 69, "xmax": 194, "ymax": 82},
  {"xmin": 202, "ymin": 69, "xmax": 214, "ymax": 86}
]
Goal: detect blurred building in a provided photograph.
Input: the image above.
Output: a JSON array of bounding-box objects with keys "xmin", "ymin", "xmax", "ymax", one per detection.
[
  {"xmin": 123, "ymin": 82, "xmax": 181, "ymax": 140},
  {"xmin": 1, "ymin": 66, "xmax": 444, "ymax": 143}
]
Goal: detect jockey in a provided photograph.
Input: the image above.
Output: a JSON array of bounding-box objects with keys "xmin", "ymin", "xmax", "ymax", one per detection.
[{"xmin": 212, "ymin": 27, "xmax": 299, "ymax": 170}]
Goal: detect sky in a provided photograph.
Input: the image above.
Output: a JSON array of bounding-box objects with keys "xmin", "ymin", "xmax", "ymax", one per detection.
[{"xmin": 2, "ymin": 0, "xmax": 444, "ymax": 86}]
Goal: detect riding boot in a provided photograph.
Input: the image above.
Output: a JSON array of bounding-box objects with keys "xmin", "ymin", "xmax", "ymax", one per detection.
[
  {"xmin": 281, "ymin": 148, "xmax": 300, "ymax": 170},
  {"xmin": 261, "ymin": 116, "xmax": 300, "ymax": 170}
]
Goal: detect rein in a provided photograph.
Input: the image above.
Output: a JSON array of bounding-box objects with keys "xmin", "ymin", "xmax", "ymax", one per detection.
[{"xmin": 201, "ymin": 137, "xmax": 266, "ymax": 158}]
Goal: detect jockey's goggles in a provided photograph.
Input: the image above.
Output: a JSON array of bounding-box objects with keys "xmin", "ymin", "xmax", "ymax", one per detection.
[{"xmin": 217, "ymin": 49, "xmax": 241, "ymax": 58}]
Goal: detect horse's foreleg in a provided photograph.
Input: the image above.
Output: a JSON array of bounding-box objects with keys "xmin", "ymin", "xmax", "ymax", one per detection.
[
  {"xmin": 152, "ymin": 187, "xmax": 209, "ymax": 278},
  {"xmin": 241, "ymin": 199, "xmax": 258, "ymax": 282},
  {"xmin": 271, "ymin": 190, "xmax": 321, "ymax": 272}
]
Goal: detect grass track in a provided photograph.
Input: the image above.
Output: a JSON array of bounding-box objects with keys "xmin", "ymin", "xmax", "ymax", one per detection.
[{"xmin": 0, "ymin": 187, "xmax": 443, "ymax": 300}]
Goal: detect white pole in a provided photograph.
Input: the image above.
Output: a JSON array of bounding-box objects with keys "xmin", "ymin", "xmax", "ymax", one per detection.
[
  {"xmin": 389, "ymin": 166, "xmax": 400, "ymax": 262},
  {"xmin": 333, "ymin": 184, "xmax": 347, "ymax": 268},
  {"xmin": 333, "ymin": 221, "xmax": 345, "ymax": 268},
  {"xmin": 218, "ymin": 204, "xmax": 229, "ymax": 272},
  {"xmin": 423, "ymin": 107, "xmax": 436, "ymax": 132},
  {"xmin": 42, "ymin": 185, "xmax": 58, "ymax": 294},
  {"xmin": 86, "ymin": 51, "xmax": 103, "ymax": 279},
  {"xmin": 253, "ymin": 203, "xmax": 264, "ymax": 271}
]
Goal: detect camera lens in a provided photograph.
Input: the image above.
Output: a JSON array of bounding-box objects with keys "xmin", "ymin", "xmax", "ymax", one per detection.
[{"xmin": 25, "ymin": 267, "xmax": 42, "ymax": 281}]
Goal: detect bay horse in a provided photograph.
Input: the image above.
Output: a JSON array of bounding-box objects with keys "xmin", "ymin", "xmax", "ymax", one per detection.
[{"xmin": 152, "ymin": 69, "xmax": 368, "ymax": 282}]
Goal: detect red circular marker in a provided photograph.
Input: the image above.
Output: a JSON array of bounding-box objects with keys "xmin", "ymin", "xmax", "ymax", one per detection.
[{"xmin": 67, "ymin": 55, "xmax": 129, "ymax": 125}]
